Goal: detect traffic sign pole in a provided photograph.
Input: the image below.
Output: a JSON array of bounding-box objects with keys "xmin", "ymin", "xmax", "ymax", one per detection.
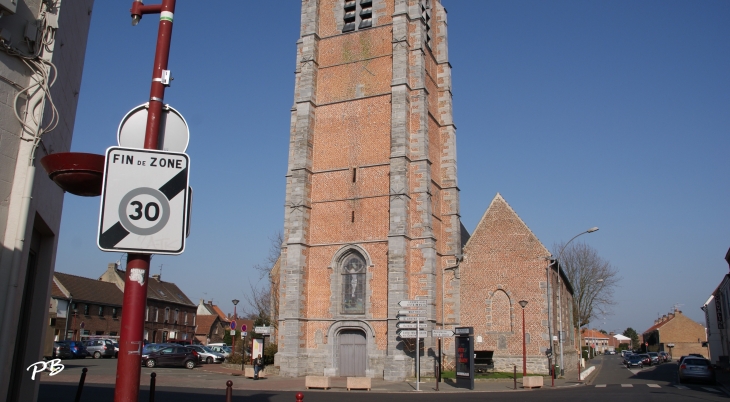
[{"xmin": 116, "ymin": 2, "xmax": 177, "ymax": 401}]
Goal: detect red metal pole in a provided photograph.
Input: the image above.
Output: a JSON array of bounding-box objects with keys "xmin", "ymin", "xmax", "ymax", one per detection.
[
  {"xmin": 522, "ymin": 308, "xmax": 527, "ymax": 377},
  {"xmin": 115, "ymin": 2, "xmax": 176, "ymax": 400}
]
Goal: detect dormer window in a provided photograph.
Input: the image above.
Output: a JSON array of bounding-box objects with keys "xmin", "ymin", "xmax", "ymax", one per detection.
[{"xmin": 343, "ymin": 0, "xmax": 373, "ymax": 33}]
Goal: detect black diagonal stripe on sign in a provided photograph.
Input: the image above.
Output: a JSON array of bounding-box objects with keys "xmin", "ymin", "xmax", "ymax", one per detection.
[
  {"xmin": 158, "ymin": 167, "xmax": 188, "ymax": 200},
  {"xmin": 99, "ymin": 222, "xmax": 130, "ymax": 249}
]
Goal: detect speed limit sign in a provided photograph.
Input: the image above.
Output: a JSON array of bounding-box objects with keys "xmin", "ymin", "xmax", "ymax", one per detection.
[{"xmin": 98, "ymin": 147, "xmax": 190, "ymax": 255}]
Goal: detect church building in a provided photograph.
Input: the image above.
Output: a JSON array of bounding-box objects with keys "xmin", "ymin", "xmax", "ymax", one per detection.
[{"xmin": 275, "ymin": 0, "xmax": 577, "ymax": 380}]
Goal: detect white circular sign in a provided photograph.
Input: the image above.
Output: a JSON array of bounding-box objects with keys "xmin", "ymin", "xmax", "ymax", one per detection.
[
  {"xmin": 118, "ymin": 187, "xmax": 171, "ymax": 235},
  {"xmin": 118, "ymin": 103, "xmax": 190, "ymax": 152}
]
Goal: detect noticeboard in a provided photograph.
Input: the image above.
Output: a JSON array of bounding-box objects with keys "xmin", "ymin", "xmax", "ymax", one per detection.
[{"xmin": 455, "ymin": 326, "xmax": 474, "ymax": 390}]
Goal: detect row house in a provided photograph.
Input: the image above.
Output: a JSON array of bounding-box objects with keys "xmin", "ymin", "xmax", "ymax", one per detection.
[
  {"xmin": 581, "ymin": 329, "xmax": 611, "ymax": 355},
  {"xmin": 643, "ymin": 308, "xmax": 706, "ymax": 358},
  {"xmin": 51, "ymin": 272, "xmax": 124, "ymax": 341},
  {"xmin": 99, "ymin": 263, "xmax": 197, "ymax": 343}
]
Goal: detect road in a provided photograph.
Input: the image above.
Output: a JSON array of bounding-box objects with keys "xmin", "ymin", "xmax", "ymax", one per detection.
[{"xmin": 37, "ymin": 355, "xmax": 730, "ymax": 401}]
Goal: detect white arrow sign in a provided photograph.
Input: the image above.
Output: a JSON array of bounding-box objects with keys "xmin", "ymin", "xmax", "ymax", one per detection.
[
  {"xmin": 254, "ymin": 327, "xmax": 272, "ymax": 334},
  {"xmin": 398, "ymin": 316, "xmax": 424, "ymax": 322},
  {"xmin": 431, "ymin": 330, "xmax": 454, "ymax": 337},
  {"xmin": 397, "ymin": 323, "xmax": 427, "ymax": 329},
  {"xmin": 398, "ymin": 330, "xmax": 427, "ymax": 338},
  {"xmin": 399, "ymin": 300, "xmax": 427, "ymax": 308},
  {"xmin": 398, "ymin": 310, "xmax": 426, "ymax": 315}
]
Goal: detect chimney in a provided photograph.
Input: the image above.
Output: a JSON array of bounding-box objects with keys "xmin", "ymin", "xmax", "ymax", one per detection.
[
  {"xmin": 668, "ymin": 312, "xmax": 675, "ymax": 319},
  {"xmin": 151, "ymin": 274, "xmax": 160, "ymax": 282},
  {"xmin": 662, "ymin": 315, "xmax": 667, "ymax": 322},
  {"xmin": 108, "ymin": 263, "xmax": 117, "ymax": 271}
]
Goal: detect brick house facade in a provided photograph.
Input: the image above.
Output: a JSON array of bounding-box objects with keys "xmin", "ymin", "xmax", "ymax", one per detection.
[
  {"xmin": 642, "ymin": 309, "xmax": 706, "ymax": 358},
  {"xmin": 456, "ymin": 194, "xmax": 577, "ymax": 375},
  {"xmin": 277, "ymin": 0, "xmax": 460, "ymax": 380},
  {"xmin": 99, "ymin": 264, "xmax": 197, "ymax": 343},
  {"xmin": 51, "ymin": 272, "xmax": 124, "ymax": 341}
]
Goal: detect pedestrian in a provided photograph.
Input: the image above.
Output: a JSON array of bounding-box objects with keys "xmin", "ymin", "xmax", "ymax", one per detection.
[{"xmin": 253, "ymin": 354, "xmax": 263, "ymax": 380}]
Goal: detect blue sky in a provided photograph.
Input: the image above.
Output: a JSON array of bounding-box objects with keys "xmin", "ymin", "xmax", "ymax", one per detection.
[{"xmin": 55, "ymin": 1, "xmax": 730, "ymax": 336}]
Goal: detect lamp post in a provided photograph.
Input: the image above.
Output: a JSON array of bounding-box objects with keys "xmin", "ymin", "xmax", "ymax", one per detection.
[
  {"xmin": 232, "ymin": 299, "xmax": 239, "ymax": 356},
  {"xmin": 556, "ymin": 227, "xmax": 598, "ymax": 377},
  {"xmin": 519, "ymin": 300, "xmax": 528, "ymax": 376}
]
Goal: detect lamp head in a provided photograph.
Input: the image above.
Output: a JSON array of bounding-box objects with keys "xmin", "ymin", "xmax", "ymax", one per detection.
[
  {"xmin": 232, "ymin": 299, "xmax": 239, "ymax": 306},
  {"xmin": 518, "ymin": 300, "xmax": 528, "ymax": 308},
  {"xmin": 587, "ymin": 227, "xmax": 599, "ymax": 233}
]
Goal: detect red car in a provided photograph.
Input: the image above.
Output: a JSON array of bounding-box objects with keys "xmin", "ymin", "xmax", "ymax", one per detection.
[{"xmin": 638, "ymin": 354, "xmax": 651, "ymax": 366}]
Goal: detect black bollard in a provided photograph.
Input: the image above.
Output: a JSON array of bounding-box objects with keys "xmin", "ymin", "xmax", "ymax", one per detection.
[
  {"xmin": 296, "ymin": 392, "xmax": 304, "ymax": 402},
  {"xmin": 226, "ymin": 380, "xmax": 233, "ymax": 402},
  {"xmin": 74, "ymin": 367, "xmax": 88, "ymax": 402},
  {"xmin": 149, "ymin": 372, "xmax": 156, "ymax": 402},
  {"xmin": 513, "ymin": 365, "xmax": 517, "ymax": 390}
]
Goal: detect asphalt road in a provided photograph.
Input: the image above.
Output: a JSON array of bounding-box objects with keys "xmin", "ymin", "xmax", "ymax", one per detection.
[{"xmin": 37, "ymin": 355, "xmax": 730, "ymax": 402}]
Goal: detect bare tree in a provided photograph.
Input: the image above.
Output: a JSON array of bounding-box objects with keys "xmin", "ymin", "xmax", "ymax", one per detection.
[
  {"xmin": 552, "ymin": 241, "xmax": 620, "ymax": 329},
  {"xmin": 241, "ymin": 232, "xmax": 283, "ymax": 329}
]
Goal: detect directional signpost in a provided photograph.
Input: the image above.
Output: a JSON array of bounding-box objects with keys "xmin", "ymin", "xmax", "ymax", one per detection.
[
  {"xmin": 398, "ymin": 300, "xmax": 428, "ymax": 391},
  {"xmin": 397, "ymin": 323, "xmax": 427, "ymax": 330},
  {"xmin": 397, "ymin": 330, "xmax": 427, "ymax": 338},
  {"xmin": 432, "ymin": 329, "xmax": 454, "ymax": 338}
]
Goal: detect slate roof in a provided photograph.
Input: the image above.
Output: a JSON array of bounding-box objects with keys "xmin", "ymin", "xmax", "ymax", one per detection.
[
  {"xmin": 110, "ymin": 268, "xmax": 195, "ymax": 307},
  {"xmin": 581, "ymin": 329, "xmax": 610, "ymax": 340},
  {"xmin": 53, "ymin": 272, "xmax": 124, "ymax": 306}
]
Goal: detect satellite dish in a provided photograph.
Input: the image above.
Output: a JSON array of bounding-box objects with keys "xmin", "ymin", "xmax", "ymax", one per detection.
[{"xmin": 118, "ymin": 103, "xmax": 189, "ymax": 152}]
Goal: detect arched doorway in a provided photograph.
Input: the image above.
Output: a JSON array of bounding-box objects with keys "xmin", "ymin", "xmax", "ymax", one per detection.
[{"xmin": 339, "ymin": 329, "xmax": 366, "ymax": 377}]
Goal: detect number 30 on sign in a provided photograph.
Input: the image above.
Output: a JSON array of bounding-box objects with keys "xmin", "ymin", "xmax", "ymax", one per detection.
[{"xmin": 98, "ymin": 147, "xmax": 190, "ymax": 255}]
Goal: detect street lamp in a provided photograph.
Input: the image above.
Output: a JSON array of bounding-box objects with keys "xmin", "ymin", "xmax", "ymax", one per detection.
[
  {"xmin": 232, "ymin": 299, "xmax": 239, "ymax": 356},
  {"xmin": 519, "ymin": 300, "xmax": 528, "ymax": 377},
  {"xmin": 555, "ymin": 227, "xmax": 598, "ymax": 377}
]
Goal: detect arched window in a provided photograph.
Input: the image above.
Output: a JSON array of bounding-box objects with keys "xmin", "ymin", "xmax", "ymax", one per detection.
[
  {"xmin": 490, "ymin": 290, "xmax": 512, "ymax": 333},
  {"xmin": 341, "ymin": 252, "xmax": 366, "ymax": 314}
]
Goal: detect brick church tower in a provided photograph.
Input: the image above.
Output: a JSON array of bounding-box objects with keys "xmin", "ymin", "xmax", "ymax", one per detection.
[{"xmin": 276, "ymin": 0, "xmax": 460, "ymax": 380}]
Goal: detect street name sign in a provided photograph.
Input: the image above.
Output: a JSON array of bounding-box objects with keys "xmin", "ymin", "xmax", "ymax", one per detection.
[
  {"xmin": 432, "ymin": 330, "xmax": 454, "ymax": 337},
  {"xmin": 397, "ymin": 316, "xmax": 423, "ymax": 322},
  {"xmin": 255, "ymin": 326, "xmax": 272, "ymax": 335},
  {"xmin": 397, "ymin": 323, "xmax": 427, "ymax": 329},
  {"xmin": 398, "ymin": 310, "xmax": 426, "ymax": 315},
  {"xmin": 397, "ymin": 330, "xmax": 427, "ymax": 339},
  {"xmin": 98, "ymin": 147, "xmax": 190, "ymax": 255},
  {"xmin": 399, "ymin": 300, "xmax": 427, "ymax": 308}
]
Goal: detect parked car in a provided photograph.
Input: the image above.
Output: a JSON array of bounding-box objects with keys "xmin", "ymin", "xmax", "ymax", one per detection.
[
  {"xmin": 113, "ymin": 343, "xmax": 119, "ymax": 358},
  {"xmin": 185, "ymin": 345, "xmax": 224, "ymax": 364},
  {"xmin": 638, "ymin": 354, "xmax": 651, "ymax": 366},
  {"xmin": 678, "ymin": 357, "xmax": 715, "ymax": 384},
  {"xmin": 52, "ymin": 342, "xmax": 74, "ymax": 360},
  {"xmin": 658, "ymin": 352, "xmax": 670, "ymax": 362},
  {"xmin": 648, "ymin": 352, "xmax": 661, "ymax": 365},
  {"xmin": 142, "ymin": 345, "xmax": 198, "ymax": 369},
  {"xmin": 208, "ymin": 345, "xmax": 230, "ymax": 358},
  {"xmin": 626, "ymin": 355, "xmax": 644, "ymax": 368},
  {"xmin": 85, "ymin": 338, "xmax": 116, "ymax": 359},
  {"xmin": 61, "ymin": 340, "xmax": 90, "ymax": 359}
]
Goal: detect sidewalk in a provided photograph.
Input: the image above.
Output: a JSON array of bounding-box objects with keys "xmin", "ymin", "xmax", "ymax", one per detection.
[{"xmin": 198, "ymin": 365, "xmax": 584, "ymax": 393}]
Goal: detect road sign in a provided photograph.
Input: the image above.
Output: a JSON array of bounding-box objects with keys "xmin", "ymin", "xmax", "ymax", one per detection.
[
  {"xmin": 399, "ymin": 300, "xmax": 427, "ymax": 308},
  {"xmin": 398, "ymin": 310, "xmax": 426, "ymax": 315},
  {"xmin": 397, "ymin": 316, "xmax": 423, "ymax": 322},
  {"xmin": 397, "ymin": 323, "xmax": 427, "ymax": 329},
  {"xmin": 118, "ymin": 103, "xmax": 190, "ymax": 152},
  {"xmin": 242, "ymin": 324, "xmax": 247, "ymax": 332},
  {"xmin": 230, "ymin": 330, "xmax": 236, "ymax": 336},
  {"xmin": 431, "ymin": 330, "xmax": 454, "ymax": 337},
  {"xmin": 241, "ymin": 331, "xmax": 247, "ymax": 337},
  {"xmin": 255, "ymin": 326, "xmax": 272, "ymax": 335},
  {"xmin": 230, "ymin": 321, "xmax": 237, "ymax": 330},
  {"xmin": 397, "ymin": 330, "xmax": 427, "ymax": 339},
  {"xmin": 98, "ymin": 147, "xmax": 190, "ymax": 255}
]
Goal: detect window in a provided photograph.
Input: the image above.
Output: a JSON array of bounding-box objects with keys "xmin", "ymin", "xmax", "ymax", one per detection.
[
  {"xmin": 184, "ymin": 312, "xmax": 188, "ymax": 325},
  {"xmin": 146, "ymin": 307, "xmax": 149, "ymax": 321},
  {"xmin": 341, "ymin": 252, "xmax": 366, "ymax": 314},
  {"xmin": 165, "ymin": 307, "xmax": 170, "ymax": 322},
  {"xmin": 420, "ymin": 0, "xmax": 432, "ymax": 48},
  {"xmin": 110, "ymin": 332, "xmax": 118, "ymax": 336},
  {"xmin": 98, "ymin": 306, "xmax": 104, "ymax": 317},
  {"xmin": 342, "ymin": 0, "xmax": 372, "ymax": 33},
  {"xmin": 112, "ymin": 307, "xmax": 118, "ymax": 319},
  {"xmin": 192, "ymin": 314, "xmax": 196, "ymax": 326},
  {"xmin": 83, "ymin": 304, "xmax": 89, "ymax": 316},
  {"xmin": 155, "ymin": 307, "xmax": 159, "ymax": 322},
  {"xmin": 174, "ymin": 309, "xmax": 179, "ymax": 324}
]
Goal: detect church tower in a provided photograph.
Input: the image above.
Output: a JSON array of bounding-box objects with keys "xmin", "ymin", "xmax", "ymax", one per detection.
[{"xmin": 277, "ymin": 0, "xmax": 460, "ymax": 380}]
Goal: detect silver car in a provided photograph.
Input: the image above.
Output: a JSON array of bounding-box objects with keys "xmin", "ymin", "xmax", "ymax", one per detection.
[
  {"xmin": 85, "ymin": 338, "xmax": 116, "ymax": 359},
  {"xmin": 185, "ymin": 345, "xmax": 224, "ymax": 364},
  {"xmin": 678, "ymin": 357, "xmax": 715, "ymax": 384},
  {"xmin": 208, "ymin": 345, "xmax": 230, "ymax": 358}
]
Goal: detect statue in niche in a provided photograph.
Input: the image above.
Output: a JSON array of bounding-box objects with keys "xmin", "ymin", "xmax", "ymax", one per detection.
[{"xmin": 342, "ymin": 253, "xmax": 365, "ymax": 314}]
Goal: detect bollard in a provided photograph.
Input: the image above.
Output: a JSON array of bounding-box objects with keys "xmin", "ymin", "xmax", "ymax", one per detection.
[
  {"xmin": 149, "ymin": 372, "xmax": 156, "ymax": 402},
  {"xmin": 74, "ymin": 367, "xmax": 88, "ymax": 402},
  {"xmin": 226, "ymin": 380, "xmax": 233, "ymax": 402},
  {"xmin": 513, "ymin": 365, "xmax": 517, "ymax": 390},
  {"xmin": 296, "ymin": 392, "xmax": 304, "ymax": 402}
]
